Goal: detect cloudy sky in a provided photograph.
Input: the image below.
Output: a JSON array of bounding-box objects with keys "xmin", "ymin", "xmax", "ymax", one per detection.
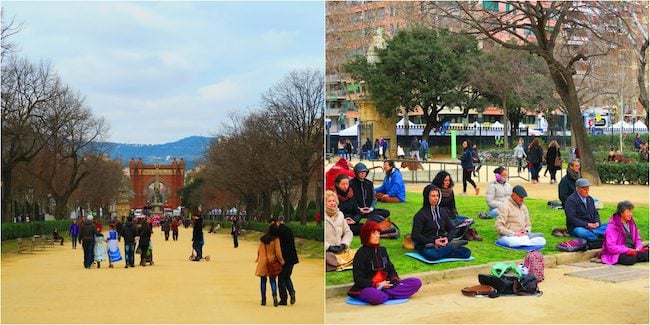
[{"xmin": 3, "ymin": 1, "xmax": 324, "ymax": 144}]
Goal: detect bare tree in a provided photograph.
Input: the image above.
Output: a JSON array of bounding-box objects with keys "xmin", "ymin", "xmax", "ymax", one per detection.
[
  {"xmin": 261, "ymin": 69, "xmax": 324, "ymax": 225},
  {"xmin": 1, "ymin": 57, "xmax": 65, "ymax": 221},
  {"xmin": 433, "ymin": 1, "xmax": 629, "ymax": 184},
  {"xmin": 1, "ymin": 10, "xmax": 23, "ymax": 61}
]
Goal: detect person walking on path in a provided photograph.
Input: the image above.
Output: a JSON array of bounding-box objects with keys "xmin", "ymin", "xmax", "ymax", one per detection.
[
  {"xmin": 380, "ymin": 137, "xmax": 388, "ymax": 159},
  {"xmin": 69, "ymin": 220, "xmax": 79, "ymax": 249},
  {"xmin": 231, "ymin": 216, "xmax": 241, "ymax": 248},
  {"xmin": 79, "ymin": 215, "xmax": 100, "ymax": 268},
  {"xmin": 106, "ymin": 224, "xmax": 122, "ymax": 268},
  {"xmin": 544, "ymin": 140, "xmax": 561, "ymax": 184},
  {"xmin": 513, "ymin": 138, "xmax": 527, "ymax": 173},
  {"xmin": 93, "ymin": 231, "xmax": 107, "ymax": 269},
  {"xmin": 121, "ymin": 216, "xmax": 137, "ymax": 268},
  {"xmin": 191, "ymin": 214, "xmax": 204, "ymax": 261},
  {"xmin": 255, "ymin": 223, "xmax": 285, "ymax": 307},
  {"xmin": 171, "ymin": 217, "xmax": 180, "ymax": 241},
  {"xmin": 527, "ymin": 138, "xmax": 544, "ymax": 184},
  {"xmin": 410, "ymin": 137, "xmax": 420, "ymax": 161},
  {"xmin": 162, "ymin": 218, "xmax": 171, "ymax": 241},
  {"xmin": 275, "ymin": 216, "xmax": 299, "ymax": 305},
  {"xmin": 138, "ymin": 218, "xmax": 152, "ymax": 266},
  {"xmin": 459, "ymin": 140, "xmax": 480, "ymax": 195},
  {"xmin": 420, "ymin": 137, "xmax": 429, "ymax": 161}
]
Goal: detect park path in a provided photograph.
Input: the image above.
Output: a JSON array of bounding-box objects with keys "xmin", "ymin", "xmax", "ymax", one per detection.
[
  {"xmin": 1, "ymin": 227, "xmax": 324, "ymax": 324},
  {"xmin": 325, "ymin": 263, "xmax": 649, "ymax": 324}
]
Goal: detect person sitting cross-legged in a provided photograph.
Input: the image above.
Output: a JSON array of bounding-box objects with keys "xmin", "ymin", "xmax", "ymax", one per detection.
[
  {"xmin": 375, "ymin": 160, "xmax": 406, "ymax": 203},
  {"xmin": 564, "ymin": 178, "xmax": 607, "ymax": 241},
  {"xmin": 483, "ymin": 166, "xmax": 512, "ymax": 219},
  {"xmin": 494, "ymin": 185, "xmax": 546, "ymax": 247},
  {"xmin": 412, "ymin": 184, "xmax": 472, "ymax": 261},
  {"xmin": 601, "ymin": 200, "xmax": 649, "ymax": 265},
  {"xmin": 347, "ymin": 221, "xmax": 422, "ymax": 305}
]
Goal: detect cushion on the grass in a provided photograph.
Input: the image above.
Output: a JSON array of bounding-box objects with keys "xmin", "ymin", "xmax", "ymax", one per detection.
[
  {"xmin": 495, "ymin": 241, "xmax": 545, "ymax": 251},
  {"xmin": 345, "ymin": 296, "xmax": 409, "ymax": 305},
  {"xmin": 405, "ymin": 252, "xmax": 475, "ymax": 264}
]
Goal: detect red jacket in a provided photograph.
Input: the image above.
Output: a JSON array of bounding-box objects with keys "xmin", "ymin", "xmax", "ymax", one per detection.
[{"xmin": 326, "ymin": 158, "xmax": 355, "ymax": 191}]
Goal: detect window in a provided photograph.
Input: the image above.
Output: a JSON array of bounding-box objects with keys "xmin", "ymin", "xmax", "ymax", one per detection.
[
  {"xmin": 375, "ymin": 7, "xmax": 385, "ymax": 20},
  {"xmin": 483, "ymin": 1, "xmax": 499, "ymax": 12}
]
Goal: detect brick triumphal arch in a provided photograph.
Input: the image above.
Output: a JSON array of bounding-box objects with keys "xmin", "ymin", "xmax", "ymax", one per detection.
[{"xmin": 129, "ymin": 157, "xmax": 185, "ymax": 209}]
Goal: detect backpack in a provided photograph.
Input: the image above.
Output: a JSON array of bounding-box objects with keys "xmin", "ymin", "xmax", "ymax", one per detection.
[
  {"xmin": 556, "ymin": 238, "xmax": 588, "ymax": 252},
  {"xmin": 478, "ymin": 274, "xmax": 540, "ymax": 296},
  {"xmin": 524, "ymin": 250, "xmax": 545, "ymax": 282}
]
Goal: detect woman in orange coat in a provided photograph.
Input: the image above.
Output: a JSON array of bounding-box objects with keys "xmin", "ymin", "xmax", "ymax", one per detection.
[{"xmin": 255, "ymin": 223, "xmax": 285, "ymax": 307}]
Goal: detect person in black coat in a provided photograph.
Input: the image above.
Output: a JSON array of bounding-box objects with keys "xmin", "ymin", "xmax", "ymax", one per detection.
[
  {"xmin": 335, "ymin": 173, "xmax": 362, "ymax": 234},
  {"xmin": 79, "ymin": 215, "xmax": 101, "ymax": 268},
  {"xmin": 348, "ymin": 162, "xmax": 390, "ymax": 234},
  {"xmin": 191, "ymin": 214, "xmax": 204, "ymax": 261},
  {"xmin": 121, "ymin": 216, "xmax": 137, "ymax": 268},
  {"xmin": 138, "ymin": 218, "xmax": 152, "ymax": 266},
  {"xmin": 411, "ymin": 184, "xmax": 471, "ymax": 261},
  {"xmin": 274, "ymin": 216, "xmax": 299, "ymax": 305},
  {"xmin": 558, "ymin": 158, "xmax": 581, "ymax": 205},
  {"xmin": 527, "ymin": 138, "xmax": 544, "ymax": 183},
  {"xmin": 347, "ymin": 221, "xmax": 422, "ymax": 305}
]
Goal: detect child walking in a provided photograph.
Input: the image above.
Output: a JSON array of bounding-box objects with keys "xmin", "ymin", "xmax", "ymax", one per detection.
[
  {"xmin": 106, "ymin": 224, "xmax": 123, "ymax": 268},
  {"xmin": 93, "ymin": 231, "xmax": 107, "ymax": 268}
]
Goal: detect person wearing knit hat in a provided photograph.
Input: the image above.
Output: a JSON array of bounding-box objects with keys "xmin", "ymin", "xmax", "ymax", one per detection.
[
  {"xmin": 79, "ymin": 214, "xmax": 101, "ymax": 268},
  {"xmin": 347, "ymin": 221, "xmax": 422, "ymax": 305},
  {"xmin": 411, "ymin": 184, "xmax": 472, "ymax": 261},
  {"xmin": 495, "ymin": 185, "xmax": 547, "ymax": 247},
  {"xmin": 349, "ymin": 162, "xmax": 390, "ymax": 234}
]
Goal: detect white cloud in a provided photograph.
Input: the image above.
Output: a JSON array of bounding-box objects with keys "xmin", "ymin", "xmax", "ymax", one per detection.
[{"xmin": 197, "ymin": 79, "xmax": 245, "ymax": 102}]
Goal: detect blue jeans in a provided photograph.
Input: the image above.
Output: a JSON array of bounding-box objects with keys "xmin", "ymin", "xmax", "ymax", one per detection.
[
  {"xmin": 488, "ymin": 208, "xmax": 499, "ymax": 218},
  {"xmin": 193, "ymin": 240, "xmax": 203, "ymax": 259},
  {"xmin": 570, "ymin": 224, "xmax": 608, "ymax": 241},
  {"xmin": 260, "ymin": 276, "xmax": 277, "ymax": 298},
  {"xmin": 124, "ymin": 243, "xmax": 135, "ymax": 266},
  {"xmin": 71, "ymin": 235, "xmax": 78, "ymax": 248},
  {"xmin": 418, "ymin": 245, "xmax": 471, "ymax": 261}
]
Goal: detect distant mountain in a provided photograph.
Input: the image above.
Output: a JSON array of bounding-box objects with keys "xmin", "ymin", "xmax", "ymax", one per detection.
[{"xmin": 104, "ymin": 136, "xmax": 216, "ymax": 170}]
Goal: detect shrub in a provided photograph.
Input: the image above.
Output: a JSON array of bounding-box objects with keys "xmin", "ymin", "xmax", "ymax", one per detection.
[
  {"xmin": 596, "ymin": 162, "xmax": 649, "ymax": 185},
  {"xmin": 241, "ymin": 221, "xmax": 323, "ymax": 241},
  {"xmin": 1, "ymin": 220, "xmax": 74, "ymax": 241}
]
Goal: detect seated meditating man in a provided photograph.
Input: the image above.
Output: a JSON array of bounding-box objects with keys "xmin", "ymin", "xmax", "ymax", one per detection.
[
  {"xmin": 374, "ymin": 160, "xmax": 406, "ymax": 203},
  {"xmin": 411, "ymin": 184, "xmax": 471, "ymax": 261},
  {"xmin": 349, "ymin": 163, "xmax": 390, "ymax": 234},
  {"xmin": 494, "ymin": 185, "xmax": 546, "ymax": 247},
  {"xmin": 564, "ymin": 178, "xmax": 607, "ymax": 242}
]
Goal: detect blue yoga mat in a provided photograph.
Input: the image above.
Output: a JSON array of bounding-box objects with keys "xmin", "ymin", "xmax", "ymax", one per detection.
[
  {"xmin": 345, "ymin": 296, "xmax": 409, "ymax": 305},
  {"xmin": 495, "ymin": 241, "xmax": 545, "ymax": 251},
  {"xmin": 405, "ymin": 252, "xmax": 474, "ymax": 264}
]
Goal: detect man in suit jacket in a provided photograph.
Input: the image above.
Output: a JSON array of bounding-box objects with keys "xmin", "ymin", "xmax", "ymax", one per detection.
[{"xmin": 274, "ymin": 216, "xmax": 299, "ymax": 305}]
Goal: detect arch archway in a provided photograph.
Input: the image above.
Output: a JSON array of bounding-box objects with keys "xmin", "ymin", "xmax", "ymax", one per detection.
[{"xmin": 129, "ymin": 157, "xmax": 185, "ymax": 209}]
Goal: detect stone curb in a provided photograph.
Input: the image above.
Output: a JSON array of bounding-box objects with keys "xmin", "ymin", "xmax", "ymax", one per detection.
[{"xmin": 326, "ymin": 249, "xmax": 600, "ymax": 298}]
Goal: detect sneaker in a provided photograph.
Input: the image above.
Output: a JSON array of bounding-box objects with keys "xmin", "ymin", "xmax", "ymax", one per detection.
[{"xmin": 478, "ymin": 212, "xmax": 490, "ymax": 219}]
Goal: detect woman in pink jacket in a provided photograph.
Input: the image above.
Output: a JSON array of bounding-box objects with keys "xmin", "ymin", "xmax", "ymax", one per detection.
[{"xmin": 601, "ymin": 201, "xmax": 649, "ymax": 265}]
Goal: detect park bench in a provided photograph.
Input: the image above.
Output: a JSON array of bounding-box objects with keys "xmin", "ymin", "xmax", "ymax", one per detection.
[{"xmin": 16, "ymin": 237, "xmax": 34, "ymax": 254}]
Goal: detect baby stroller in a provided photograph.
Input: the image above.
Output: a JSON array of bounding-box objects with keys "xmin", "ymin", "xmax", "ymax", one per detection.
[{"xmin": 138, "ymin": 242, "xmax": 154, "ymax": 266}]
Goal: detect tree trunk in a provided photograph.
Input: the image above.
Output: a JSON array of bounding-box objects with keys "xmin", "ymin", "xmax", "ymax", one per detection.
[
  {"xmin": 298, "ymin": 176, "xmax": 309, "ymax": 225},
  {"xmin": 261, "ymin": 191, "xmax": 272, "ymax": 221},
  {"xmin": 282, "ymin": 189, "xmax": 291, "ymax": 223},
  {"xmin": 548, "ymin": 65, "xmax": 601, "ymax": 185},
  {"xmin": 637, "ymin": 39, "xmax": 649, "ymax": 123},
  {"xmin": 1, "ymin": 165, "xmax": 13, "ymax": 222}
]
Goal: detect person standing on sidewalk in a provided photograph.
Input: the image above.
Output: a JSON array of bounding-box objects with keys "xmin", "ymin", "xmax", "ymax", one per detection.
[
  {"xmin": 79, "ymin": 215, "xmax": 100, "ymax": 268},
  {"xmin": 513, "ymin": 138, "xmax": 527, "ymax": 173},
  {"xmin": 121, "ymin": 216, "xmax": 137, "ymax": 268},
  {"xmin": 459, "ymin": 140, "xmax": 479, "ymax": 195},
  {"xmin": 275, "ymin": 216, "xmax": 299, "ymax": 305},
  {"xmin": 69, "ymin": 219, "xmax": 79, "ymax": 249},
  {"xmin": 526, "ymin": 138, "xmax": 544, "ymax": 184},
  {"xmin": 171, "ymin": 217, "xmax": 180, "ymax": 241},
  {"xmin": 420, "ymin": 137, "xmax": 429, "ymax": 161}
]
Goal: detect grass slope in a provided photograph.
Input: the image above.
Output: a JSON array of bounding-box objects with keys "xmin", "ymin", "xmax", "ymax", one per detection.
[{"xmin": 326, "ymin": 191, "xmax": 649, "ymax": 286}]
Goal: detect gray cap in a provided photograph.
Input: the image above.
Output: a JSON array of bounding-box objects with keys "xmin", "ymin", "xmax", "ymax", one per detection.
[
  {"xmin": 575, "ymin": 178, "xmax": 591, "ymax": 187},
  {"xmin": 512, "ymin": 185, "xmax": 528, "ymax": 198}
]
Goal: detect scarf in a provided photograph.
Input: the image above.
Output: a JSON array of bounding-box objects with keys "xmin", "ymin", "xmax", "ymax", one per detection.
[
  {"xmin": 439, "ymin": 186, "xmax": 453, "ymax": 201},
  {"xmin": 326, "ymin": 206, "xmax": 339, "ymax": 219},
  {"xmin": 567, "ymin": 167, "xmax": 580, "ymax": 181},
  {"xmin": 336, "ymin": 186, "xmax": 354, "ymax": 203}
]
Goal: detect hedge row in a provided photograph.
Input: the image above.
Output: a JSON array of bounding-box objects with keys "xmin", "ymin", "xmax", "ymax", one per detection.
[
  {"xmin": 240, "ymin": 221, "xmax": 323, "ymax": 242},
  {"xmin": 1, "ymin": 220, "xmax": 73, "ymax": 241},
  {"xmin": 596, "ymin": 162, "xmax": 649, "ymax": 185}
]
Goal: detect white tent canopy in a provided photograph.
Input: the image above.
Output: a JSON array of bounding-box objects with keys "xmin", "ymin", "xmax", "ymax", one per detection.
[
  {"xmin": 611, "ymin": 120, "xmax": 633, "ymax": 128},
  {"xmin": 633, "ymin": 120, "xmax": 648, "ymax": 130},
  {"xmin": 491, "ymin": 121, "xmax": 504, "ymax": 128},
  {"xmin": 396, "ymin": 118, "xmax": 416, "ymax": 127},
  {"xmin": 338, "ymin": 123, "xmax": 359, "ymax": 136}
]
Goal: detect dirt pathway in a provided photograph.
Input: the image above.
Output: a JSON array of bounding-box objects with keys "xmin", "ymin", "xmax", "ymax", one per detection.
[
  {"xmin": 325, "ymin": 263, "xmax": 649, "ymax": 324},
  {"xmin": 1, "ymin": 227, "xmax": 324, "ymax": 324}
]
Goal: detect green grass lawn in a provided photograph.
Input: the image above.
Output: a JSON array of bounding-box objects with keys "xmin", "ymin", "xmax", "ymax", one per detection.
[{"xmin": 326, "ymin": 192, "xmax": 649, "ymax": 286}]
